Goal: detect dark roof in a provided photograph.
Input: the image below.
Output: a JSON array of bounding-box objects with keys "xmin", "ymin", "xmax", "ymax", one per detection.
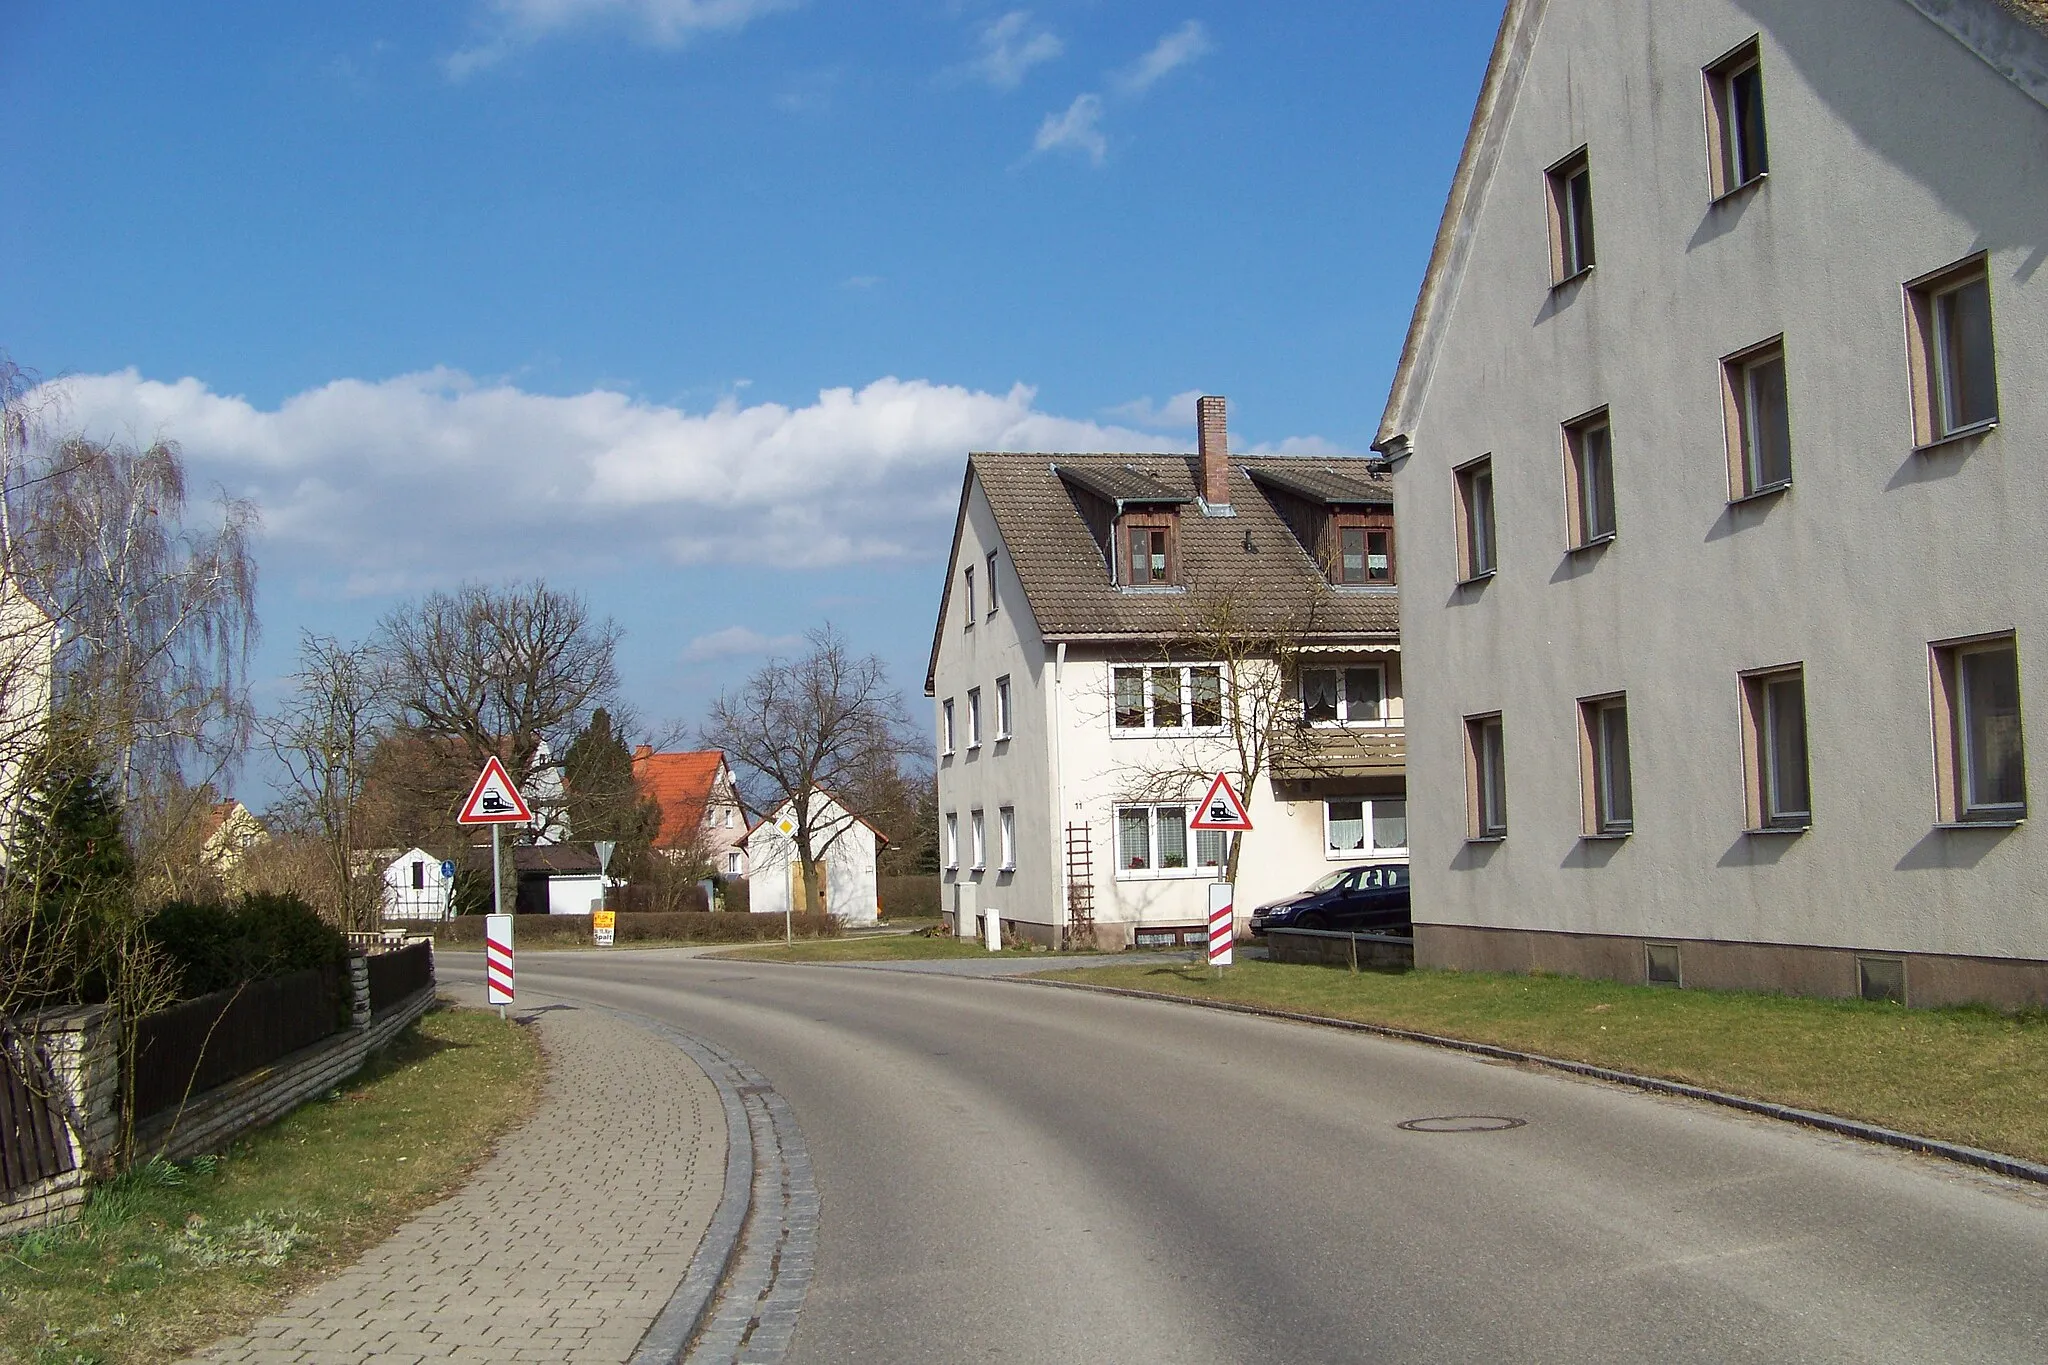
[
  {"xmin": 464, "ymin": 844, "xmax": 601, "ymax": 874},
  {"xmin": 1054, "ymin": 462, "xmax": 1191, "ymax": 509},
  {"xmin": 928, "ymin": 452, "xmax": 1399, "ymax": 690},
  {"xmin": 1244, "ymin": 463, "xmax": 1393, "ymax": 507}
]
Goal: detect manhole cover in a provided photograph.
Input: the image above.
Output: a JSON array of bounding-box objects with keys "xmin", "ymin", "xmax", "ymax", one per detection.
[{"xmin": 1397, "ymin": 1115, "xmax": 1527, "ymax": 1133}]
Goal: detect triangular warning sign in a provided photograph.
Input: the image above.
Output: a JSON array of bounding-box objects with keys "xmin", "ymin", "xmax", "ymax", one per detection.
[
  {"xmin": 459, "ymin": 755, "xmax": 535, "ymax": 825},
  {"xmin": 1190, "ymin": 773, "xmax": 1253, "ymax": 832}
]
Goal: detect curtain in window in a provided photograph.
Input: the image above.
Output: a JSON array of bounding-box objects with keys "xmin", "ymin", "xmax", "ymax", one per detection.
[
  {"xmin": 1195, "ymin": 829, "xmax": 1228, "ymax": 869},
  {"xmin": 1344, "ymin": 668, "xmax": 1382, "ymax": 722},
  {"xmin": 1326, "ymin": 800, "xmax": 1365, "ymax": 853},
  {"xmin": 1371, "ymin": 800, "xmax": 1408, "ymax": 851},
  {"xmin": 1156, "ymin": 806, "xmax": 1189, "ymax": 868},
  {"xmin": 1190, "ymin": 667, "xmax": 1223, "ymax": 727},
  {"xmin": 1114, "ymin": 668, "xmax": 1146, "ymax": 728},
  {"xmin": 1118, "ymin": 807, "xmax": 1152, "ymax": 870},
  {"xmin": 1302, "ymin": 670, "xmax": 1340, "ymax": 723}
]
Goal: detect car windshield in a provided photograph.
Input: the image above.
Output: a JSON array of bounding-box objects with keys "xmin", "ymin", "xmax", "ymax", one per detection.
[{"xmin": 1303, "ymin": 869, "xmax": 1353, "ymax": 893}]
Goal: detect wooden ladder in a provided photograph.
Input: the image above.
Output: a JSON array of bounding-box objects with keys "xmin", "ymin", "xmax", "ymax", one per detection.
[{"xmin": 1063, "ymin": 822, "xmax": 1096, "ymax": 951}]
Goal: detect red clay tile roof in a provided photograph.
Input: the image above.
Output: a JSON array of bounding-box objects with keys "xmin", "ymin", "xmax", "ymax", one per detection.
[{"xmin": 634, "ymin": 750, "xmax": 728, "ymax": 848}]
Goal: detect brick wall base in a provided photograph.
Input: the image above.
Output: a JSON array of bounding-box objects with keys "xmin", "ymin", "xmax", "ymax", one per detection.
[{"xmin": 1415, "ymin": 924, "xmax": 2048, "ymax": 1010}]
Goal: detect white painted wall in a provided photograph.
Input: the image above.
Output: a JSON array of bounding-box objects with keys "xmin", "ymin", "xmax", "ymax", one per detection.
[
  {"xmin": 547, "ymin": 873, "xmax": 605, "ymax": 915},
  {"xmin": 381, "ymin": 848, "xmax": 454, "ymax": 921},
  {"xmin": 1390, "ymin": 0, "xmax": 2048, "ymax": 958},
  {"xmin": 742, "ymin": 791, "xmax": 881, "ymax": 925}
]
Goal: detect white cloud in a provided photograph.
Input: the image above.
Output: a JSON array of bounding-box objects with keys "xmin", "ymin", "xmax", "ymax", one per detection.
[
  {"xmin": 966, "ymin": 10, "xmax": 1062, "ymax": 90},
  {"xmin": 1242, "ymin": 434, "xmax": 1355, "ymax": 457},
  {"xmin": 46, "ymin": 368, "xmax": 1180, "ymax": 592},
  {"xmin": 447, "ymin": 0, "xmax": 799, "ymax": 78},
  {"xmin": 1106, "ymin": 389, "xmax": 1204, "ymax": 429},
  {"xmin": 680, "ymin": 626, "xmax": 803, "ymax": 662},
  {"xmin": 1033, "ymin": 93, "xmax": 1106, "ymax": 166},
  {"xmin": 1113, "ymin": 19, "xmax": 1212, "ymax": 96}
]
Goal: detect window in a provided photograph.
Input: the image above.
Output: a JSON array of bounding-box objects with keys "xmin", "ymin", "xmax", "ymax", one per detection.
[
  {"xmin": 1564, "ymin": 410, "xmax": 1616, "ymax": 547},
  {"xmin": 1300, "ymin": 667, "xmax": 1384, "ymax": 725},
  {"xmin": 1119, "ymin": 512, "xmax": 1177, "ymax": 586},
  {"xmin": 1324, "ymin": 799, "xmax": 1407, "ymax": 858},
  {"xmin": 1454, "ymin": 457, "xmax": 1497, "ymax": 581},
  {"xmin": 1467, "ymin": 713, "xmax": 1507, "ymax": 839},
  {"xmin": 962, "ymin": 565, "xmax": 976, "ymax": 626},
  {"xmin": 1114, "ymin": 804, "xmax": 1227, "ymax": 878},
  {"xmin": 1907, "ymin": 257, "xmax": 1998, "ymax": 445},
  {"xmin": 411, "ymin": 859, "xmax": 426, "ymax": 891},
  {"xmin": 1741, "ymin": 667, "xmax": 1811, "ymax": 830},
  {"xmin": 970, "ymin": 809, "xmax": 986, "ymax": 871},
  {"xmin": 1546, "ymin": 148, "xmax": 1596, "ymax": 282},
  {"xmin": 1111, "ymin": 665, "xmax": 1225, "ymax": 733},
  {"xmin": 1580, "ymin": 694, "xmax": 1634, "ymax": 836},
  {"xmin": 1331, "ymin": 510, "xmax": 1396, "ymax": 586},
  {"xmin": 1705, "ymin": 39, "xmax": 1769, "ymax": 197},
  {"xmin": 1724, "ymin": 339, "xmax": 1792, "ymax": 497},
  {"xmin": 942, "ymin": 699, "xmax": 956, "ymax": 755},
  {"xmin": 995, "ymin": 675, "xmax": 1013, "ymax": 739},
  {"xmin": 1646, "ymin": 943, "xmax": 1682, "ymax": 986},
  {"xmin": 727, "ymin": 851, "xmax": 742, "ymax": 875},
  {"xmin": 999, "ymin": 807, "xmax": 1016, "ymax": 871},
  {"xmin": 967, "ymin": 688, "xmax": 982, "ymax": 748},
  {"xmin": 1932, "ymin": 635, "xmax": 2026, "ymax": 823},
  {"xmin": 945, "ymin": 812, "xmax": 959, "ymax": 870},
  {"xmin": 986, "ymin": 550, "xmax": 999, "ymax": 618}
]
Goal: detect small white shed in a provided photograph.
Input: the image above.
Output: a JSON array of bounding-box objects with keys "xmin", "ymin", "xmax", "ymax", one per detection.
[
  {"xmin": 382, "ymin": 848, "xmax": 454, "ymax": 922},
  {"xmin": 742, "ymin": 790, "xmax": 883, "ymax": 926}
]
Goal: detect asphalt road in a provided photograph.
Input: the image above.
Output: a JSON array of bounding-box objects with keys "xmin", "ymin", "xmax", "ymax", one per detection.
[{"xmin": 445, "ymin": 950, "xmax": 2048, "ymax": 1364}]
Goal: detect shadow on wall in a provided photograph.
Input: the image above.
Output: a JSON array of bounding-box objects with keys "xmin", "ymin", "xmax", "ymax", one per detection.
[
  {"xmin": 1895, "ymin": 822, "xmax": 2018, "ymax": 871},
  {"xmin": 1730, "ymin": 0, "xmax": 2048, "ymax": 281}
]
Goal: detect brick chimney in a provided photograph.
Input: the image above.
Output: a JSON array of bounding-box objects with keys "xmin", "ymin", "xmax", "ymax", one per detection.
[
  {"xmin": 1196, "ymin": 394, "xmax": 1232, "ymax": 513},
  {"xmin": 633, "ymin": 744, "xmax": 653, "ymax": 760}
]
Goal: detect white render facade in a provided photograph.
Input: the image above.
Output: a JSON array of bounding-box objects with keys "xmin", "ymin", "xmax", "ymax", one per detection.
[
  {"xmin": 929, "ymin": 418, "xmax": 1407, "ymax": 949},
  {"xmin": 742, "ymin": 791, "xmax": 882, "ymax": 926},
  {"xmin": 1377, "ymin": 0, "xmax": 2048, "ymax": 1006}
]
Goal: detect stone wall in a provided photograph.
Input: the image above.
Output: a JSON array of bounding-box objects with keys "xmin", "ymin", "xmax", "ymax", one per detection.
[{"xmin": 1261, "ymin": 927, "xmax": 1415, "ymax": 972}]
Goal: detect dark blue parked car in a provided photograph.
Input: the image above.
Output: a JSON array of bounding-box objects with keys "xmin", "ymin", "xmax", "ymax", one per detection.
[{"xmin": 1249, "ymin": 863, "xmax": 1410, "ymax": 936}]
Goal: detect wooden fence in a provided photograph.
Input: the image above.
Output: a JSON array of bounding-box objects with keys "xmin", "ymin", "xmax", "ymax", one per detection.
[
  {"xmin": 128, "ymin": 963, "xmax": 348, "ymax": 1123},
  {"xmin": 0, "ymin": 1031, "xmax": 75, "ymax": 1198},
  {"xmin": 365, "ymin": 941, "xmax": 433, "ymax": 1014}
]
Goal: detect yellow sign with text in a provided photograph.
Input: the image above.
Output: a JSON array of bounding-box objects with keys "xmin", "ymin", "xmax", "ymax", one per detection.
[{"xmin": 593, "ymin": 909, "xmax": 616, "ymax": 947}]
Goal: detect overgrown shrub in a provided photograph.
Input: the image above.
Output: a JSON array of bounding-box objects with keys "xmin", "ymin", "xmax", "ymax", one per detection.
[
  {"xmin": 879, "ymin": 875, "xmax": 940, "ymax": 920},
  {"xmin": 146, "ymin": 892, "xmax": 350, "ymax": 999}
]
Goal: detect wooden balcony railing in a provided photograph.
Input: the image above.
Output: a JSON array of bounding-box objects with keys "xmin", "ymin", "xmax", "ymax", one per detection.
[{"xmin": 1270, "ymin": 726, "xmax": 1407, "ymax": 779}]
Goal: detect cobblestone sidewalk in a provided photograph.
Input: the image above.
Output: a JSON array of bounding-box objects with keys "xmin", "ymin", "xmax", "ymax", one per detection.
[{"xmin": 194, "ymin": 1003, "xmax": 725, "ymax": 1365}]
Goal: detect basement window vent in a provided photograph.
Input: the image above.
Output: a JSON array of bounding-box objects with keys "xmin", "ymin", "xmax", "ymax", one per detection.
[
  {"xmin": 1645, "ymin": 942, "xmax": 1682, "ymax": 986},
  {"xmin": 1858, "ymin": 956, "xmax": 1906, "ymax": 1005}
]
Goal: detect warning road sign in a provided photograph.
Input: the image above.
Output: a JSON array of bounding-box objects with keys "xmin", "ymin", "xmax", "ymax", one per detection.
[
  {"xmin": 459, "ymin": 756, "xmax": 534, "ymax": 825},
  {"xmin": 1190, "ymin": 773, "xmax": 1253, "ymax": 832},
  {"xmin": 486, "ymin": 913, "xmax": 514, "ymax": 1004}
]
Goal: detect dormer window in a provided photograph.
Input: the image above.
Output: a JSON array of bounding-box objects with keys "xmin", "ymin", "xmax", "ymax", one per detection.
[
  {"xmin": 1120, "ymin": 512, "xmax": 1177, "ymax": 586},
  {"xmin": 1330, "ymin": 509, "xmax": 1396, "ymax": 585}
]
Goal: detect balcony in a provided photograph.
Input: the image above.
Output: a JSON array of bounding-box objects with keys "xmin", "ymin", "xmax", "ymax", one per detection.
[{"xmin": 1269, "ymin": 726, "xmax": 1407, "ymax": 779}]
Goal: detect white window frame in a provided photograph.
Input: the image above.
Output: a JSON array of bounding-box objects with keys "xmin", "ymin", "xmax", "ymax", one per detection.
[
  {"xmin": 1321, "ymin": 798, "xmax": 1409, "ymax": 860},
  {"xmin": 967, "ymin": 688, "xmax": 982, "ymax": 749},
  {"xmin": 1300, "ymin": 665, "xmax": 1387, "ymax": 727},
  {"xmin": 999, "ymin": 806, "xmax": 1016, "ymax": 871},
  {"xmin": 1467, "ymin": 712, "xmax": 1507, "ymax": 840},
  {"xmin": 1582, "ymin": 694, "xmax": 1634, "ymax": 836},
  {"xmin": 986, "ymin": 550, "xmax": 999, "ymax": 619},
  {"xmin": 1109, "ymin": 663, "xmax": 1227, "ymax": 736},
  {"xmin": 1932, "ymin": 635, "xmax": 2026, "ymax": 824},
  {"xmin": 944, "ymin": 812, "xmax": 959, "ymax": 871},
  {"xmin": 941, "ymin": 699, "xmax": 956, "ymax": 755},
  {"xmin": 970, "ymin": 809, "xmax": 987, "ymax": 871},
  {"xmin": 1455, "ymin": 456, "xmax": 1496, "ymax": 581},
  {"xmin": 962, "ymin": 565, "xmax": 976, "ymax": 627},
  {"xmin": 1111, "ymin": 803, "xmax": 1229, "ymax": 880},
  {"xmin": 995, "ymin": 675, "xmax": 1013, "ymax": 740}
]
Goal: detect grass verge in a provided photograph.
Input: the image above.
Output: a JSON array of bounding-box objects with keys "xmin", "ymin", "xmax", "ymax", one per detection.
[
  {"xmin": 715, "ymin": 935, "xmax": 1047, "ymax": 963},
  {"xmin": 1035, "ymin": 960, "xmax": 2048, "ymax": 1165},
  {"xmin": 0, "ymin": 1003, "xmax": 543, "ymax": 1365}
]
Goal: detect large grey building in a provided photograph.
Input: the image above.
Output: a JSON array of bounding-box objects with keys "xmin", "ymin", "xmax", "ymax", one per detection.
[{"xmin": 1375, "ymin": 0, "xmax": 2048, "ymax": 1007}]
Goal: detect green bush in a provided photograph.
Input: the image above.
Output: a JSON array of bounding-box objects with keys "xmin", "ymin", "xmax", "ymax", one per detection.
[
  {"xmin": 146, "ymin": 892, "xmax": 351, "ymax": 999},
  {"xmin": 879, "ymin": 875, "xmax": 940, "ymax": 919}
]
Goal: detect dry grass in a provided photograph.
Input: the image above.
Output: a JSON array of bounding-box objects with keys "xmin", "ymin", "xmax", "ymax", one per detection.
[
  {"xmin": 1035, "ymin": 960, "xmax": 2048, "ymax": 1165},
  {"xmin": 0, "ymin": 1004, "xmax": 543, "ymax": 1365}
]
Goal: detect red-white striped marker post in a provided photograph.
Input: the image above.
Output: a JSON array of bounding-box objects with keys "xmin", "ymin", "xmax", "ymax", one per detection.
[
  {"xmin": 486, "ymin": 913, "xmax": 514, "ymax": 1015},
  {"xmin": 1207, "ymin": 882, "xmax": 1234, "ymax": 968}
]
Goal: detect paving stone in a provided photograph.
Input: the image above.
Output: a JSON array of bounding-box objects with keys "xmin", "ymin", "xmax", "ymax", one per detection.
[{"xmin": 188, "ymin": 1006, "xmax": 724, "ymax": 1364}]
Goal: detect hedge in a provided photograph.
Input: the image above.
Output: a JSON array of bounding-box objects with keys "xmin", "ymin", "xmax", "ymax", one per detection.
[
  {"xmin": 879, "ymin": 875, "xmax": 941, "ymax": 919},
  {"xmin": 402, "ymin": 910, "xmax": 843, "ymax": 944}
]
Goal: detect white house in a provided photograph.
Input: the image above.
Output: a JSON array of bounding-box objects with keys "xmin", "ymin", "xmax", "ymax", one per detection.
[
  {"xmin": 926, "ymin": 398, "xmax": 1405, "ymax": 949},
  {"xmin": 633, "ymin": 747, "xmax": 750, "ymax": 879},
  {"xmin": 381, "ymin": 847, "xmax": 454, "ymax": 921},
  {"xmin": 1374, "ymin": 0, "xmax": 2048, "ymax": 1007},
  {"xmin": 742, "ymin": 790, "xmax": 883, "ymax": 925},
  {"xmin": 0, "ymin": 579, "xmax": 57, "ymax": 860}
]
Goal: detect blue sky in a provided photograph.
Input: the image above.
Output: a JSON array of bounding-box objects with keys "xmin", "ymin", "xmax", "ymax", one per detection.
[{"xmin": 3, "ymin": 0, "xmax": 1498, "ymax": 797}]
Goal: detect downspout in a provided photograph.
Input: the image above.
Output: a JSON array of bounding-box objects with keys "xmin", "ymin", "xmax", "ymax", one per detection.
[{"xmin": 1052, "ymin": 641, "xmax": 1067, "ymax": 937}]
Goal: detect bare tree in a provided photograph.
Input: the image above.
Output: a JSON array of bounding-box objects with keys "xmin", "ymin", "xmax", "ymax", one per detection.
[
  {"xmin": 703, "ymin": 626, "xmax": 915, "ymax": 915},
  {"xmin": 265, "ymin": 633, "xmax": 387, "ymax": 929}
]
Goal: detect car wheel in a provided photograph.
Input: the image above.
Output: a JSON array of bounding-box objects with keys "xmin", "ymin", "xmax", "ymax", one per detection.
[{"xmin": 1297, "ymin": 912, "xmax": 1327, "ymax": 931}]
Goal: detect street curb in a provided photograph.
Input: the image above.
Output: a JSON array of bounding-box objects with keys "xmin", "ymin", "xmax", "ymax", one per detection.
[{"xmin": 1013, "ymin": 975, "xmax": 2048, "ymax": 1187}]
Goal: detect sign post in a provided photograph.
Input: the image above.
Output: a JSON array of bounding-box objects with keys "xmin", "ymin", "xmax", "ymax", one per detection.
[
  {"xmin": 1190, "ymin": 774, "xmax": 1255, "ymax": 970},
  {"xmin": 775, "ymin": 809, "xmax": 800, "ymax": 948},
  {"xmin": 459, "ymin": 757, "xmax": 535, "ymax": 1017}
]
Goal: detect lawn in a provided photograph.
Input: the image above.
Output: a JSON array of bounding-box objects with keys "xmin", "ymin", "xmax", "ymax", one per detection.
[
  {"xmin": 0, "ymin": 1004, "xmax": 543, "ymax": 1365},
  {"xmin": 715, "ymin": 934, "xmax": 1046, "ymax": 963},
  {"xmin": 1035, "ymin": 960, "xmax": 2048, "ymax": 1165}
]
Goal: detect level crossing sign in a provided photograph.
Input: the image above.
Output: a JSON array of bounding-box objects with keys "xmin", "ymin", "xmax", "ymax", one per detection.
[
  {"xmin": 485, "ymin": 913, "xmax": 515, "ymax": 1005},
  {"xmin": 458, "ymin": 756, "xmax": 533, "ymax": 825},
  {"xmin": 1190, "ymin": 773, "xmax": 1253, "ymax": 832}
]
